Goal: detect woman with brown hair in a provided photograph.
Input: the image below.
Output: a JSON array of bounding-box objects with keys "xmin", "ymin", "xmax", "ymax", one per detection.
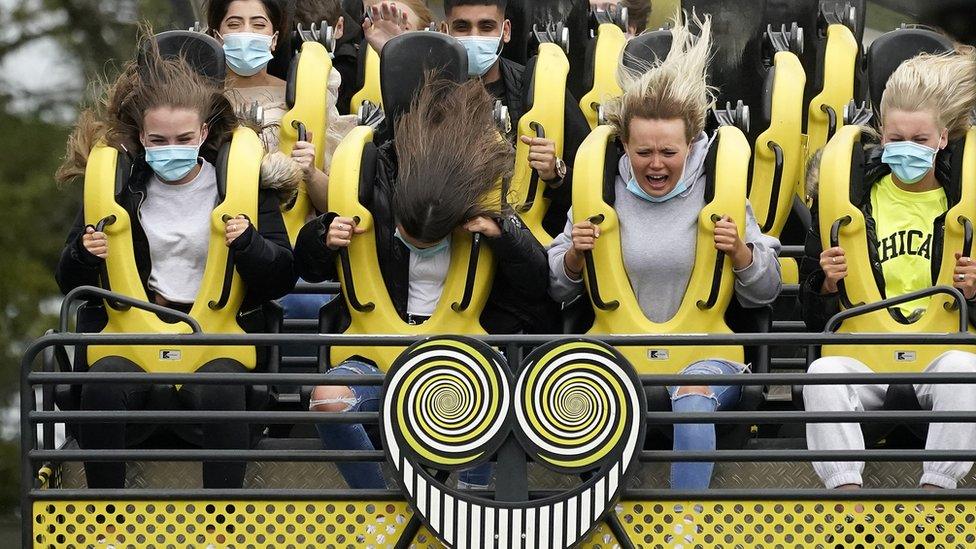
[
  {"xmin": 55, "ymin": 46, "xmax": 297, "ymax": 489},
  {"xmin": 295, "ymin": 77, "xmax": 551, "ymax": 489}
]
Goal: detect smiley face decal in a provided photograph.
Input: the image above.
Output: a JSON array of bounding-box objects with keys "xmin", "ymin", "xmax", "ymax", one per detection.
[{"xmin": 382, "ymin": 337, "xmax": 646, "ymax": 549}]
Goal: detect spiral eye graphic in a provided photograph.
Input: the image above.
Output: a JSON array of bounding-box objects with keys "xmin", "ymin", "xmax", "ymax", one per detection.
[
  {"xmin": 383, "ymin": 337, "xmax": 511, "ymax": 469},
  {"xmin": 383, "ymin": 337, "xmax": 644, "ymax": 549},
  {"xmin": 515, "ymin": 340, "xmax": 643, "ymax": 473}
]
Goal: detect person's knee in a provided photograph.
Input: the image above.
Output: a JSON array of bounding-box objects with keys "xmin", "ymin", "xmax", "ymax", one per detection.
[
  {"xmin": 806, "ymin": 358, "xmax": 849, "ymax": 376},
  {"xmin": 310, "ymin": 385, "xmax": 358, "ymax": 412},
  {"xmin": 674, "ymin": 385, "xmax": 713, "ymax": 398},
  {"xmin": 931, "ymin": 351, "xmax": 976, "ymax": 373}
]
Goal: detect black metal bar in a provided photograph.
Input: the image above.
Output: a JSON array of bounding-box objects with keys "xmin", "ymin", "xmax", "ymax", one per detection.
[
  {"xmin": 29, "ymin": 449, "xmax": 387, "ymax": 462},
  {"xmin": 947, "ymin": 215, "xmax": 974, "ymax": 312},
  {"xmin": 29, "ymin": 369, "xmax": 976, "ymax": 387},
  {"xmin": 772, "ymin": 320, "xmax": 806, "ymax": 332},
  {"xmin": 583, "ymin": 214, "xmax": 619, "ymax": 311},
  {"xmin": 698, "ymin": 214, "xmax": 726, "ymax": 310},
  {"xmin": 770, "ymin": 357, "xmax": 807, "ymax": 368},
  {"xmin": 821, "ymin": 103, "xmax": 837, "ymax": 141},
  {"xmin": 59, "ymin": 286, "xmax": 201, "ymax": 333},
  {"xmin": 451, "ymin": 233, "xmax": 480, "ymax": 312},
  {"xmin": 32, "ymin": 409, "xmax": 976, "ymax": 424},
  {"xmin": 636, "ymin": 449, "xmax": 976, "ymax": 461},
  {"xmin": 825, "ymin": 285, "xmax": 967, "ymax": 333},
  {"xmin": 30, "ymin": 488, "xmax": 405, "ymax": 501},
  {"xmin": 338, "ymin": 246, "xmax": 375, "ymax": 312},
  {"xmin": 780, "ymin": 245, "xmax": 805, "ymax": 258},
  {"xmin": 292, "ymin": 119, "xmax": 307, "ymax": 142},
  {"xmin": 518, "ymin": 122, "xmax": 546, "ymax": 212},
  {"xmin": 760, "ymin": 141, "xmax": 785, "ymax": 233},
  {"xmin": 20, "ymin": 334, "xmax": 35, "ymax": 549},
  {"xmin": 828, "ymin": 215, "xmax": 861, "ymax": 309},
  {"xmin": 605, "ymin": 511, "xmax": 636, "ymax": 549},
  {"xmin": 293, "ymin": 280, "xmax": 340, "ymax": 293},
  {"xmin": 622, "ymin": 488, "xmax": 976, "ymax": 500},
  {"xmin": 208, "ymin": 213, "xmax": 239, "ymax": 310}
]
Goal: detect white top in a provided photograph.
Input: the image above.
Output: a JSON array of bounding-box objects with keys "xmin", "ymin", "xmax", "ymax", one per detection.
[
  {"xmin": 406, "ymin": 244, "xmax": 451, "ymax": 317},
  {"xmin": 141, "ymin": 160, "xmax": 219, "ymax": 304}
]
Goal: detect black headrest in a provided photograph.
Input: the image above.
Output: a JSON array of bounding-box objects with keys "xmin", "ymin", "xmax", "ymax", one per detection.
[
  {"xmin": 867, "ymin": 27, "xmax": 954, "ymax": 109},
  {"xmin": 380, "ymin": 32, "xmax": 468, "ymax": 127},
  {"xmin": 140, "ymin": 31, "xmax": 226, "ymax": 84},
  {"xmin": 622, "ymin": 29, "xmax": 673, "ymax": 71}
]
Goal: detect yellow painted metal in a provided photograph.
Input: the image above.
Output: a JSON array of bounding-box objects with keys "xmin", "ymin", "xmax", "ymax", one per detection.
[
  {"xmin": 327, "ymin": 126, "xmax": 496, "ymax": 371},
  {"xmin": 818, "ymin": 126, "xmax": 976, "ymax": 370},
  {"xmin": 279, "ymin": 41, "xmax": 332, "ymax": 245},
  {"xmin": 573, "ymin": 125, "xmax": 749, "ymax": 373},
  {"xmin": 350, "ymin": 45, "xmax": 382, "ymax": 113},
  {"xmin": 511, "ymin": 42, "xmax": 569, "ymax": 246},
  {"xmin": 646, "ymin": 0, "xmax": 678, "ymax": 32},
  {"xmin": 750, "ymin": 51, "xmax": 806, "ymax": 238},
  {"xmin": 84, "ymin": 127, "xmax": 263, "ymax": 373},
  {"xmin": 579, "ymin": 23, "xmax": 626, "ymax": 130},
  {"xmin": 805, "ymin": 23, "xmax": 858, "ymax": 169},
  {"xmin": 35, "ymin": 499, "xmax": 975, "ymax": 547},
  {"xmin": 780, "ymin": 257, "xmax": 799, "ymax": 285}
]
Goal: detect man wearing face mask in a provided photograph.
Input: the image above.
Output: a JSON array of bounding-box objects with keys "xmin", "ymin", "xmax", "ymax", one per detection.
[
  {"xmin": 364, "ymin": 0, "xmax": 591, "ymax": 237},
  {"xmin": 800, "ymin": 50, "xmax": 976, "ymax": 491}
]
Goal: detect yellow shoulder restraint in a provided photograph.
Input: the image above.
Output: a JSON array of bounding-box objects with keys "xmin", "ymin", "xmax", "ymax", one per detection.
[
  {"xmin": 349, "ymin": 45, "xmax": 382, "ymax": 113},
  {"xmin": 510, "ymin": 42, "xmax": 569, "ymax": 247},
  {"xmin": 83, "ymin": 126, "xmax": 264, "ymax": 372},
  {"xmin": 750, "ymin": 49, "xmax": 805, "ymax": 284},
  {"xmin": 804, "ymin": 22, "xmax": 858, "ymax": 198},
  {"xmin": 818, "ymin": 125, "xmax": 976, "ymax": 371},
  {"xmin": 327, "ymin": 126, "xmax": 498, "ymax": 371},
  {"xmin": 579, "ymin": 23, "xmax": 626, "ymax": 130},
  {"xmin": 279, "ymin": 41, "xmax": 332, "ymax": 245},
  {"xmin": 573, "ymin": 125, "xmax": 750, "ymax": 373}
]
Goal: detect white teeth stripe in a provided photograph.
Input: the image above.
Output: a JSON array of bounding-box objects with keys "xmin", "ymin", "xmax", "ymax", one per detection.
[
  {"xmin": 470, "ymin": 504, "xmax": 481, "ymax": 549},
  {"xmin": 498, "ymin": 508, "xmax": 508, "ymax": 549},
  {"xmin": 484, "ymin": 507, "xmax": 495, "ymax": 549},
  {"xmin": 566, "ymin": 495, "xmax": 577, "ymax": 545},
  {"xmin": 581, "ymin": 493, "xmax": 591, "ymax": 534},
  {"xmin": 539, "ymin": 506, "xmax": 550, "ymax": 549},
  {"xmin": 444, "ymin": 493, "xmax": 455, "ymax": 545},
  {"xmin": 525, "ymin": 507, "xmax": 535, "ymax": 549},
  {"xmin": 417, "ymin": 475, "xmax": 427, "ymax": 513},
  {"xmin": 594, "ymin": 478, "xmax": 606, "ymax": 521},
  {"xmin": 552, "ymin": 502, "xmax": 563, "ymax": 549},
  {"xmin": 511, "ymin": 508, "xmax": 522, "ymax": 548}
]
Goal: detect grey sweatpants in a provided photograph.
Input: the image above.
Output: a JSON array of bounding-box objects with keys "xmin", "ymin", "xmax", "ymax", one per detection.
[{"xmin": 803, "ymin": 350, "xmax": 976, "ymax": 489}]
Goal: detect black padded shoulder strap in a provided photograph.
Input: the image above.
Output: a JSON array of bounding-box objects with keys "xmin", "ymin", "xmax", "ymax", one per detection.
[{"xmin": 380, "ymin": 33, "xmax": 468, "ymax": 126}]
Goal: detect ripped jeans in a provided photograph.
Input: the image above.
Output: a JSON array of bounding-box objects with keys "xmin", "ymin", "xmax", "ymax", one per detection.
[
  {"xmin": 667, "ymin": 359, "xmax": 745, "ymax": 490},
  {"xmin": 312, "ymin": 360, "xmax": 492, "ymax": 489}
]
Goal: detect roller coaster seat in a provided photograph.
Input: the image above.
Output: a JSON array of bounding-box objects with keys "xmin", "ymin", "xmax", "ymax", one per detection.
[
  {"xmin": 139, "ymin": 30, "xmax": 226, "ymax": 84},
  {"xmin": 866, "ymin": 26, "xmax": 954, "ymax": 113},
  {"xmin": 567, "ymin": 124, "xmax": 770, "ymax": 448}
]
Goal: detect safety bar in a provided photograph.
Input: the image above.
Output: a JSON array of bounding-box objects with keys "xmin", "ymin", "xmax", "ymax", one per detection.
[
  {"xmin": 821, "ymin": 103, "xmax": 838, "ymax": 141},
  {"xmin": 582, "ymin": 214, "xmax": 619, "ymax": 310},
  {"xmin": 760, "ymin": 141, "xmax": 785, "ymax": 233},
  {"xmin": 825, "ymin": 285, "xmax": 968, "ymax": 333},
  {"xmin": 292, "ymin": 119, "xmax": 307, "ymax": 142},
  {"xmin": 697, "ymin": 214, "xmax": 726, "ymax": 310},
  {"xmin": 59, "ymin": 286, "xmax": 201, "ymax": 334},
  {"xmin": 451, "ymin": 233, "xmax": 481, "ymax": 312}
]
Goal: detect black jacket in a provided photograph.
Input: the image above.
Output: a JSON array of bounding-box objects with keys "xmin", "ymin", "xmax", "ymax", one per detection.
[
  {"xmin": 295, "ymin": 142, "xmax": 554, "ymax": 335},
  {"xmin": 798, "ymin": 144, "xmax": 974, "ymax": 331},
  {"xmin": 496, "ymin": 57, "xmax": 591, "ymax": 236},
  {"xmin": 56, "ymin": 158, "xmax": 297, "ymax": 332}
]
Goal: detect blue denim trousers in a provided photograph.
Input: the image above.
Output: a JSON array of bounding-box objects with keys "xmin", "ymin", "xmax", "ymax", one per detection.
[
  {"xmin": 666, "ymin": 359, "xmax": 745, "ymax": 490},
  {"xmin": 313, "ymin": 360, "xmax": 493, "ymax": 489}
]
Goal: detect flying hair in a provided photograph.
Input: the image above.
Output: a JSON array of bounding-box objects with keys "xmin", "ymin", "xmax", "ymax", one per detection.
[
  {"xmin": 606, "ymin": 9, "xmax": 716, "ymax": 144},
  {"xmin": 392, "ymin": 76, "xmax": 513, "ymax": 243},
  {"xmin": 879, "ymin": 48, "xmax": 976, "ymax": 141}
]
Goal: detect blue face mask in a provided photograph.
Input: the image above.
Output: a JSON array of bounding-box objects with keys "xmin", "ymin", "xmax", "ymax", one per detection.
[
  {"xmin": 625, "ymin": 175, "xmax": 689, "ymax": 203},
  {"xmin": 221, "ymin": 32, "xmax": 275, "ymax": 76},
  {"xmin": 881, "ymin": 140, "xmax": 938, "ymax": 184},
  {"xmin": 144, "ymin": 144, "xmax": 201, "ymax": 182},
  {"xmin": 395, "ymin": 228, "xmax": 452, "ymax": 258},
  {"xmin": 456, "ymin": 33, "xmax": 503, "ymax": 77}
]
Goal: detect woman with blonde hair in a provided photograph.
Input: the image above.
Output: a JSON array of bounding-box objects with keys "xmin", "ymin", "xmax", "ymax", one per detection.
[
  {"xmin": 548, "ymin": 12, "xmax": 781, "ymax": 490},
  {"xmin": 801, "ymin": 49, "xmax": 976, "ymax": 490},
  {"xmin": 55, "ymin": 45, "xmax": 297, "ymax": 489}
]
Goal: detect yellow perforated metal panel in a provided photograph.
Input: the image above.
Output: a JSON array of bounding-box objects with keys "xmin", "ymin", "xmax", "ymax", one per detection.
[
  {"xmin": 33, "ymin": 499, "xmax": 976, "ymax": 547},
  {"xmin": 32, "ymin": 501, "xmax": 442, "ymax": 548}
]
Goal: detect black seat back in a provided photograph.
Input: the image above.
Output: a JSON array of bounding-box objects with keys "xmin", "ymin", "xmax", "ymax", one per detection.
[
  {"xmin": 140, "ymin": 30, "xmax": 226, "ymax": 84},
  {"xmin": 380, "ymin": 32, "xmax": 468, "ymax": 128},
  {"xmin": 621, "ymin": 28, "xmax": 673, "ymax": 71},
  {"xmin": 867, "ymin": 27, "xmax": 954, "ymax": 110}
]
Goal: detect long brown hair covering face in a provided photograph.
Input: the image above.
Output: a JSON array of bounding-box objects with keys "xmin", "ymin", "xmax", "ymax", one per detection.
[
  {"xmin": 392, "ymin": 77, "xmax": 514, "ymax": 243},
  {"xmin": 56, "ymin": 36, "xmax": 237, "ymax": 185}
]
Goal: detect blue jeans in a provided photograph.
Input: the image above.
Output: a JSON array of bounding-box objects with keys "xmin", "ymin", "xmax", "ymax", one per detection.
[
  {"xmin": 667, "ymin": 359, "xmax": 745, "ymax": 490},
  {"xmin": 279, "ymin": 279, "xmax": 336, "ymax": 320},
  {"xmin": 313, "ymin": 360, "xmax": 490, "ymax": 489},
  {"xmin": 313, "ymin": 360, "xmax": 386, "ymax": 489}
]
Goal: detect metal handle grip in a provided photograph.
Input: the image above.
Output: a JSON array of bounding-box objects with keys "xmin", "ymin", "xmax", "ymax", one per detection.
[
  {"xmin": 697, "ymin": 214, "xmax": 726, "ymax": 310},
  {"xmin": 88, "ymin": 215, "xmax": 127, "ymax": 311},
  {"xmin": 829, "ymin": 215, "xmax": 862, "ymax": 309},
  {"xmin": 209, "ymin": 213, "xmax": 246, "ymax": 310},
  {"xmin": 337, "ymin": 217, "xmax": 375, "ymax": 313},
  {"xmin": 826, "ymin": 285, "xmax": 968, "ymax": 333},
  {"xmin": 452, "ymin": 233, "xmax": 482, "ymax": 312},
  {"xmin": 760, "ymin": 141, "xmax": 784, "ymax": 233},
  {"xmin": 292, "ymin": 120, "xmax": 308, "ymax": 142},
  {"xmin": 518, "ymin": 122, "xmax": 547, "ymax": 213},
  {"xmin": 582, "ymin": 214, "xmax": 619, "ymax": 311},
  {"xmin": 821, "ymin": 104, "xmax": 837, "ymax": 141}
]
